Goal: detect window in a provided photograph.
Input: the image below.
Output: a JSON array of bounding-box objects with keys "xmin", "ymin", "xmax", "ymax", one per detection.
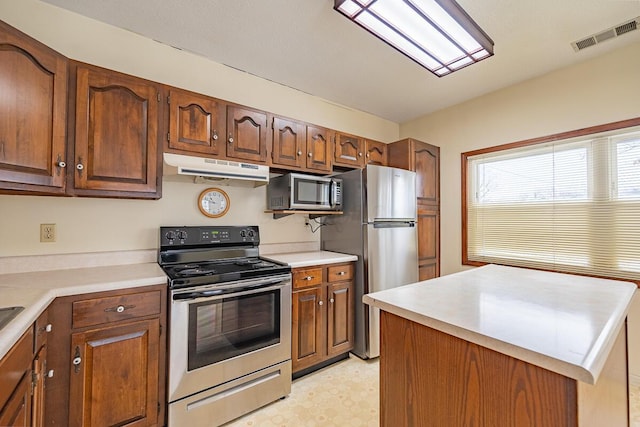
[{"xmin": 462, "ymin": 118, "xmax": 640, "ymax": 282}]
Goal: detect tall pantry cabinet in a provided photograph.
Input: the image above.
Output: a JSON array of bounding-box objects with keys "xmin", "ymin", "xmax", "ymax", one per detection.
[{"xmin": 388, "ymin": 138, "xmax": 440, "ymax": 280}]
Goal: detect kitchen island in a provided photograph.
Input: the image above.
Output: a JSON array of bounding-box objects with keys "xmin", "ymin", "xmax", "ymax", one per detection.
[{"xmin": 363, "ymin": 264, "xmax": 637, "ymax": 427}]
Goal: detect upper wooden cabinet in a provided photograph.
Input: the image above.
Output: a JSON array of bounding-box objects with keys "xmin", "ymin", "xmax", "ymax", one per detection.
[
  {"xmin": 70, "ymin": 63, "xmax": 162, "ymax": 199},
  {"xmin": 0, "ymin": 20, "xmax": 68, "ymax": 195},
  {"xmin": 167, "ymin": 88, "xmax": 225, "ymax": 156},
  {"xmin": 226, "ymin": 105, "xmax": 269, "ymax": 163},
  {"xmin": 365, "ymin": 140, "xmax": 388, "ymax": 166},
  {"xmin": 334, "ymin": 132, "xmax": 366, "ymax": 168},
  {"xmin": 271, "ymin": 119, "xmax": 333, "ymax": 173},
  {"xmin": 271, "ymin": 117, "xmax": 306, "ymax": 169}
]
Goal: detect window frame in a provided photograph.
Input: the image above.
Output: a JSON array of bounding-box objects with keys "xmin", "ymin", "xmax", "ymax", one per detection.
[{"xmin": 461, "ymin": 116, "xmax": 640, "ymax": 285}]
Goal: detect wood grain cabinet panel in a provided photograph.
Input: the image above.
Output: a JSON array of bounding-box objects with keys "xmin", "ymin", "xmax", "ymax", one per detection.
[
  {"xmin": 334, "ymin": 132, "xmax": 365, "ymax": 168},
  {"xmin": 365, "ymin": 140, "xmax": 388, "ymax": 166},
  {"xmin": 0, "ymin": 372, "xmax": 31, "ymax": 427},
  {"xmin": 226, "ymin": 105, "xmax": 268, "ymax": 163},
  {"xmin": 71, "ymin": 64, "xmax": 161, "ymax": 198},
  {"xmin": 291, "ymin": 262, "xmax": 354, "ymax": 375},
  {"xmin": 389, "ymin": 138, "xmax": 440, "ymax": 278},
  {"xmin": 306, "ymin": 125, "xmax": 332, "ymax": 172},
  {"xmin": 271, "ymin": 117, "xmax": 306, "ymax": 169},
  {"xmin": 0, "ymin": 20, "xmax": 68, "ymax": 195},
  {"xmin": 167, "ymin": 89, "xmax": 225, "ymax": 156},
  {"xmin": 69, "ymin": 318, "xmax": 160, "ymax": 427}
]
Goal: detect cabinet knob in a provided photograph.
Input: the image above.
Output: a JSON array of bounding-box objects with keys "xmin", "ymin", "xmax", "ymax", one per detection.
[
  {"xmin": 73, "ymin": 357, "xmax": 82, "ymax": 366},
  {"xmin": 337, "ymin": 271, "xmax": 346, "ymax": 276},
  {"xmin": 104, "ymin": 304, "xmax": 135, "ymax": 313},
  {"xmin": 358, "ymin": 152, "xmax": 363, "ymax": 157},
  {"xmin": 40, "ymin": 323, "xmax": 52, "ymax": 333},
  {"xmin": 318, "ymin": 300, "xmax": 323, "ymax": 306},
  {"xmin": 297, "ymin": 150, "xmax": 302, "ymax": 156},
  {"xmin": 47, "ymin": 369, "xmax": 54, "ymax": 378},
  {"xmin": 330, "ymin": 298, "xmax": 335, "ymax": 303},
  {"xmin": 305, "ymin": 276, "xmax": 314, "ymax": 281},
  {"xmin": 212, "ymin": 130, "xmax": 218, "ymax": 140},
  {"xmin": 308, "ymin": 152, "xmax": 312, "ymax": 157},
  {"xmin": 228, "ymin": 135, "xmax": 234, "ymax": 144},
  {"xmin": 72, "ymin": 346, "xmax": 82, "ymax": 374},
  {"xmin": 58, "ymin": 161, "xmax": 66, "ymax": 168},
  {"xmin": 366, "ymin": 153, "xmax": 370, "ymax": 158}
]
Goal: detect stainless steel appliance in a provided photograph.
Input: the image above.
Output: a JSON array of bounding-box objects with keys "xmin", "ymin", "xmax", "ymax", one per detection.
[
  {"xmin": 158, "ymin": 226, "xmax": 292, "ymax": 427},
  {"xmin": 321, "ymin": 165, "xmax": 418, "ymax": 359},
  {"xmin": 267, "ymin": 173, "xmax": 342, "ymax": 210}
]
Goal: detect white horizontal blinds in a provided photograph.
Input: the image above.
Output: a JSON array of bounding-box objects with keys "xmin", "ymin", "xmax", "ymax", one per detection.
[{"xmin": 467, "ymin": 126, "xmax": 640, "ymax": 281}]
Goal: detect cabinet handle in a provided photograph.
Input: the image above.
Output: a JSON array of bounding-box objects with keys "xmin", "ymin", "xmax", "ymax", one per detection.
[
  {"xmin": 47, "ymin": 369, "xmax": 54, "ymax": 378},
  {"xmin": 318, "ymin": 300, "xmax": 323, "ymax": 306},
  {"xmin": 228, "ymin": 135, "xmax": 234, "ymax": 144},
  {"xmin": 308, "ymin": 152, "xmax": 312, "ymax": 157},
  {"xmin": 297, "ymin": 150, "xmax": 302, "ymax": 156},
  {"xmin": 366, "ymin": 152, "xmax": 370, "ymax": 158},
  {"xmin": 105, "ymin": 304, "xmax": 135, "ymax": 313},
  {"xmin": 337, "ymin": 271, "xmax": 346, "ymax": 276},
  {"xmin": 358, "ymin": 152, "xmax": 363, "ymax": 157},
  {"xmin": 72, "ymin": 346, "xmax": 81, "ymax": 374},
  {"xmin": 76, "ymin": 157, "xmax": 84, "ymax": 176},
  {"xmin": 39, "ymin": 323, "xmax": 52, "ymax": 333},
  {"xmin": 212, "ymin": 130, "xmax": 219, "ymax": 140},
  {"xmin": 55, "ymin": 154, "xmax": 66, "ymax": 176},
  {"xmin": 330, "ymin": 298, "xmax": 335, "ymax": 303},
  {"xmin": 304, "ymin": 276, "xmax": 314, "ymax": 281}
]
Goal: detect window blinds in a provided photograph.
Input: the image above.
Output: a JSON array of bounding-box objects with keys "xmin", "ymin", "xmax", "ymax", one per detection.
[{"xmin": 465, "ymin": 124, "xmax": 640, "ymax": 281}]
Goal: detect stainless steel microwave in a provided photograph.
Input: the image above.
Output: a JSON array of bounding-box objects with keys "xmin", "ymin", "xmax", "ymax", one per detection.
[{"xmin": 267, "ymin": 173, "xmax": 342, "ymax": 211}]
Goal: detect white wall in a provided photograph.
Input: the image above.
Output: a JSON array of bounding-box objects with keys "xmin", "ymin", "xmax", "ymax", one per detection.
[
  {"xmin": 400, "ymin": 41, "xmax": 640, "ymax": 276},
  {"xmin": 0, "ymin": 0, "xmax": 399, "ymax": 258}
]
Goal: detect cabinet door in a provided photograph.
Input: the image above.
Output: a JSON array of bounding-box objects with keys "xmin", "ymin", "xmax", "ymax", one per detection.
[
  {"xmin": 414, "ymin": 141, "xmax": 439, "ymax": 205},
  {"xmin": 366, "ymin": 140, "xmax": 387, "ymax": 166},
  {"xmin": 0, "ymin": 21, "xmax": 67, "ymax": 194},
  {"xmin": 226, "ymin": 106, "xmax": 268, "ymax": 163},
  {"xmin": 271, "ymin": 117, "xmax": 305, "ymax": 168},
  {"xmin": 334, "ymin": 132, "xmax": 365, "ymax": 168},
  {"xmin": 168, "ymin": 89, "xmax": 225, "ymax": 156},
  {"xmin": 72, "ymin": 65, "xmax": 160, "ymax": 198},
  {"xmin": 305, "ymin": 125, "xmax": 332, "ymax": 172},
  {"xmin": 292, "ymin": 288, "xmax": 324, "ymax": 372},
  {"xmin": 327, "ymin": 281, "xmax": 354, "ymax": 357},
  {"xmin": 0, "ymin": 372, "xmax": 31, "ymax": 427},
  {"xmin": 69, "ymin": 319, "xmax": 160, "ymax": 427},
  {"xmin": 417, "ymin": 207, "xmax": 440, "ymax": 280}
]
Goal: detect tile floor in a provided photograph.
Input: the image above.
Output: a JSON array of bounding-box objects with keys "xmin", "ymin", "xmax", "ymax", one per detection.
[{"xmin": 225, "ymin": 356, "xmax": 640, "ymax": 427}]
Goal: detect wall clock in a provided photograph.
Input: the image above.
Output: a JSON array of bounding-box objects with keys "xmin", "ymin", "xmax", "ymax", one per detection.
[{"xmin": 197, "ymin": 187, "xmax": 230, "ymax": 218}]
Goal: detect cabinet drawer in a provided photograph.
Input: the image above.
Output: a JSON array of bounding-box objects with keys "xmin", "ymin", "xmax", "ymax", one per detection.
[
  {"xmin": 327, "ymin": 263, "xmax": 354, "ymax": 282},
  {"xmin": 72, "ymin": 290, "xmax": 161, "ymax": 329},
  {"xmin": 293, "ymin": 267, "xmax": 323, "ymax": 289}
]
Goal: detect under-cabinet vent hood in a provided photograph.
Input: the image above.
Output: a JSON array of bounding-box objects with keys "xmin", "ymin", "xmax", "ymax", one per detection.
[{"xmin": 163, "ymin": 153, "xmax": 269, "ymax": 186}]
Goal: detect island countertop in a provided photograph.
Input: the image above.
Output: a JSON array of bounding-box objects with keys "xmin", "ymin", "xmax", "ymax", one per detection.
[{"xmin": 363, "ymin": 264, "xmax": 637, "ymax": 384}]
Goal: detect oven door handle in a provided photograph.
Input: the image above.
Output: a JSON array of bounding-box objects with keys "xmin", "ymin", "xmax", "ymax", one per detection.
[{"xmin": 172, "ymin": 279, "xmax": 288, "ymax": 302}]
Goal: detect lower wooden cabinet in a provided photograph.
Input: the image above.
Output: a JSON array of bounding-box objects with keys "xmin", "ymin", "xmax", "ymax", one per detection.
[
  {"xmin": 45, "ymin": 284, "xmax": 166, "ymax": 427},
  {"xmin": 291, "ymin": 262, "xmax": 354, "ymax": 374},
  {"xmin": 0, "ymin": 310, "xmax": 50, "ymax": 427}
]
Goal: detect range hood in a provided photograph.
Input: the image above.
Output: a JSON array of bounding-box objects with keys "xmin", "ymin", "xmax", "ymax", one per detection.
[{"xmin": 163, "ymin": 153, "xmax": 269, "ymax": 186}]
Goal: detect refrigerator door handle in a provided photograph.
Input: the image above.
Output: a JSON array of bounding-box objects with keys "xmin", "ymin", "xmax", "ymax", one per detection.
[{"xmin": 372, "ymin": 221, "xmax": 415, "ymax": 228}]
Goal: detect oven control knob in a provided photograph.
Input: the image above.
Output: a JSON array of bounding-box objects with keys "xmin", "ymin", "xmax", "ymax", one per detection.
[
  {"xmin": 178, "ymin": 231, "xmax": 188, "ymax": 240},
  {"xmin": 165, "ymin": 231, "xmax": 176, "ymax": 241},
  {"xmin": 240, "ymin": 230, "xmax": 246, "ymax": 238},
  {"xmin": 247, "ymin": 230, "xmax": 255, "ymax": 238}
]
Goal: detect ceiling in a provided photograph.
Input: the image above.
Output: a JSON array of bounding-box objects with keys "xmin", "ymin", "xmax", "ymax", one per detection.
[{"xmin": 42, "ymin": 0, "xmax": 640, "ymax": 123}]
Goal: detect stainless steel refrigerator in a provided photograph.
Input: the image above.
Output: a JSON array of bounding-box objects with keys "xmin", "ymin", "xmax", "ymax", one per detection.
[{"xmin": 321, "ymin": 164, "xmax": 418, "ymax": 359}]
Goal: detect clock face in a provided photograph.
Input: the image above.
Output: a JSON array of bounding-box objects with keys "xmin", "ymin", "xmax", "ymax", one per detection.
[{"xmin": 198, "ymin": 188, "xmax": 230, "ymax": 218}]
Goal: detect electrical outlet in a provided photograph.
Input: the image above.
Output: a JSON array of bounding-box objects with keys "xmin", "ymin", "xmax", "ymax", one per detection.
[{"xmin": 40, "ymin": 224, "xmax": 56, "ymax": 243}]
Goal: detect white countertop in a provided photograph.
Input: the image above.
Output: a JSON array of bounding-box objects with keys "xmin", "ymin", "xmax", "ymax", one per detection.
[
  {"xmin": 263, "ymin": 251, "xmax": 357, "ymax": 268},
  {"xmin": 363, "ymin": 264, "xmax": 637, "ymax": 384},
  {"xmin": 0, "ymin": 263, "xmax": 167, "ymax": 359}
]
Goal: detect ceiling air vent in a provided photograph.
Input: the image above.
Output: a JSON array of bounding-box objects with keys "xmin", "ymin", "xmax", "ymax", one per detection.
[{"xmin": 571, "ymin": 17, "xmax": 639, "ymax": 52}]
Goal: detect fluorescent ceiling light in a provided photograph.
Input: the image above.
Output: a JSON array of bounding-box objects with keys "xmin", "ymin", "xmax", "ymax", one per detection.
[{"xmin": 334, "ymin": 0, "xmax": 494, "ymax": 77}]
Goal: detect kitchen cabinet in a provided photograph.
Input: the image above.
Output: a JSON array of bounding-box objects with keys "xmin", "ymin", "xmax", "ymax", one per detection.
[
  {"xmin": 271, "ymin": 119, "xmax": 333, "ymax": 173},
  {"xmin": 388, "ymin": 138, "xmax": 440, "ymax": 280},
  {"xmin": 271, "ymin": 117, "xmax": 306, "ymax": 169},
  {"xmin": 291, "ymin": 262, "xmax": 354, "ymax": 375},
  {"xmin": 226, "ymin": 105, "xmax": 269, "ymax": 163},
  {"xmin": 365, "ymin": 139, "xmax": 388, "ymax": 166},
  {"xmin": 0, "ymin": 310, "xmax": 51, "ymax": 427},
  {"xmin": 69, "ymin": 63, "xmax": 162, "ymax": 199},
  {"xmin": 45, "ymin": 285, "xmax": 166, "ymax": 427},
  {"xmin": 0, "ymin": 20, "xmax": 68, "ymax": 195},
  {"xmin": 167, "ymin": 88, "xmax": 225, "ymax": 156},
  {"xmin": 334, "ymin": 132, "xmax": 366, "ymax": 168}
]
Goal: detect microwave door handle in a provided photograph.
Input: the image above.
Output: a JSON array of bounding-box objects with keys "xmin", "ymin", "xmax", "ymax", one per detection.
[{"xmin": 330, "ymin": 180, "xmax": 336, "ymax": 209}]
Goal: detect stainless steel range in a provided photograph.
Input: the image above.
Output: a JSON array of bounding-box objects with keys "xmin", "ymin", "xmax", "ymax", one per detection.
[{"xmin": 158, "ymin": 225, "xmax": 292, "ymax": 427}]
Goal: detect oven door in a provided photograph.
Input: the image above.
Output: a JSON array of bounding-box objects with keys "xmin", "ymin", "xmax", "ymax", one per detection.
[{"xmin": 168, "ymin": 274, "xmax": 292, "ymax": 403}]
